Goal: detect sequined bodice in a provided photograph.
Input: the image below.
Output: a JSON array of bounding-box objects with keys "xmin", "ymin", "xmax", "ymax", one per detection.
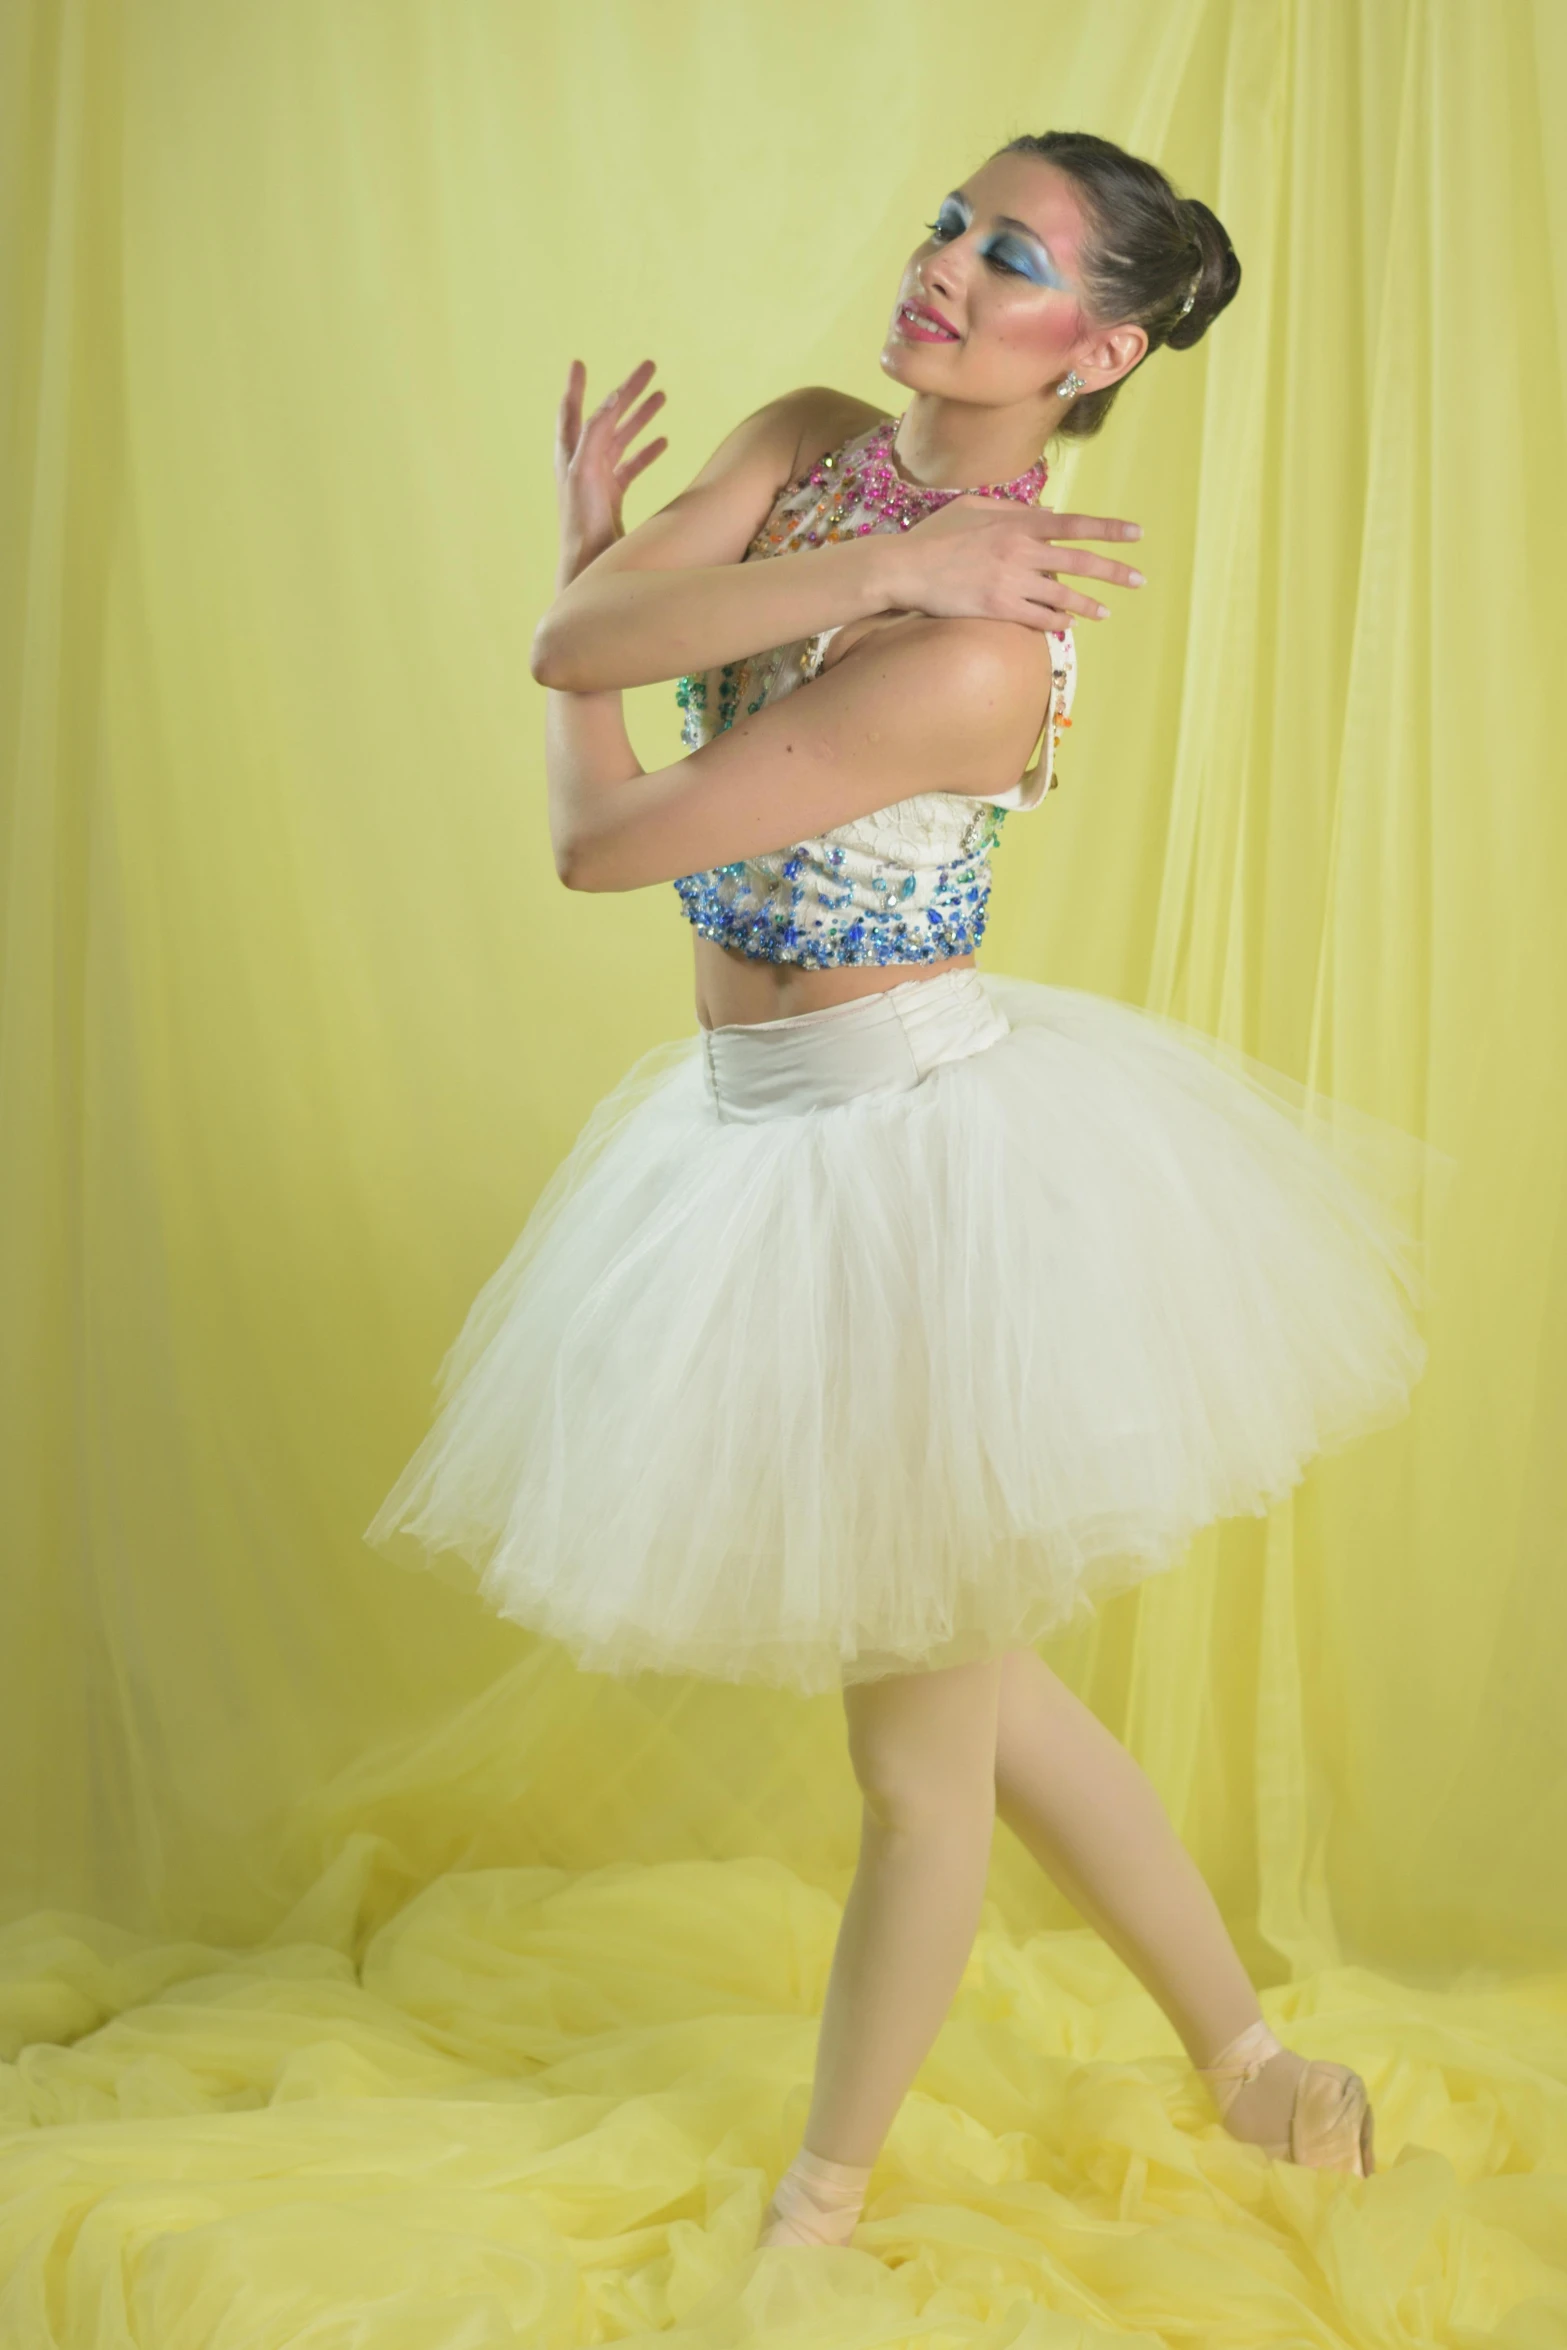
[{"xmin": 670, "ymin": 415, "xmax": 1077, "ymax": 970}]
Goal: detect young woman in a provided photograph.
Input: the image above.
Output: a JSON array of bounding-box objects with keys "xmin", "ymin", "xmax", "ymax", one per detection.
[{"xmin": 367, "ymin": 130, "xmax": 1430, "ymax": 2247}]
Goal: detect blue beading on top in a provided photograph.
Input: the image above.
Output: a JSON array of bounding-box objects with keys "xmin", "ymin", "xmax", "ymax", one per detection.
[{"xmin": 670, "ymin": 812, "xmax": 1006, "ymax": 971}]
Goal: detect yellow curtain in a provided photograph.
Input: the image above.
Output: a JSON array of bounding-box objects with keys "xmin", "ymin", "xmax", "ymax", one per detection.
[{"xmin": 4, "ymin": 0, "xmax": 1565, "ymax": 2338}]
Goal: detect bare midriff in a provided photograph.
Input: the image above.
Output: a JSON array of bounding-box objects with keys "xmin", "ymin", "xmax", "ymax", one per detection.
[{"xmin": 693, "ymin": 933, "xmax": 977, "ymax": 1031}]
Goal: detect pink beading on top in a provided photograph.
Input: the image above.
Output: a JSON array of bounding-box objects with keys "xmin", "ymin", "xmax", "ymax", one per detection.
[{"xmin": 801, "ymin": 415, "xmax": 1050, "ymax": 534}]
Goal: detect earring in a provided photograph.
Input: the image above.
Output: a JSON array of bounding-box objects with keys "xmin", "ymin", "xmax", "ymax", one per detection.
[{"xmin": 1056, "ymin": 369, "xmax": 1086, "ymax": 398}]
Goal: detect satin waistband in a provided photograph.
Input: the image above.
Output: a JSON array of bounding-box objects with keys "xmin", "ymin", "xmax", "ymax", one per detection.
[{"xmin": 699, "ymin": 967, "xmax": 1011, "ymax": 1123}]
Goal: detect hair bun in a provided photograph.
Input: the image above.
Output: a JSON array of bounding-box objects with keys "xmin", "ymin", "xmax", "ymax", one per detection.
[
  {"xmin": 1167, "ymin": 197, "xmax": 1242, "ymax": 349},
  {"xmin": 992, "ymin": 130, "xmax": 1242, "ymax": 439}
]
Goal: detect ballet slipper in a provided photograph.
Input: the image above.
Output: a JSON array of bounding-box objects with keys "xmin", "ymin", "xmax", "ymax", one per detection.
[
  {"xmin": 757, "ymin": 2146, "xmax": 874, "ymax": 2248},
  {"xmin": 1197, "ymin": 2017, "xmax": 1376, "ymax": 2176}
]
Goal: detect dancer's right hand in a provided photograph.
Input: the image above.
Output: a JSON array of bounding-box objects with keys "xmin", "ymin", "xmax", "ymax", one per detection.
[
  {"xmin": 553, "ymin": 358, "xmax": 669, "ymax": 588},
  {"xmin": 883, "ymin": 494, "xmax": 1146, "ymax": 631}
]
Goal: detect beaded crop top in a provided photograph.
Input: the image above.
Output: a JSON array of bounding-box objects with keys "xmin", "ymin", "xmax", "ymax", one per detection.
[{"xmin": 671, "ymin": 414, "xmax": 1077, "ymax": 969}]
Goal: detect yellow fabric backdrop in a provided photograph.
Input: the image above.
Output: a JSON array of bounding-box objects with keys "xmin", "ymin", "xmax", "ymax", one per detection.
[{"xmin": 4, "ymin": 0, "xmax": 1566, "ymax": 2340}]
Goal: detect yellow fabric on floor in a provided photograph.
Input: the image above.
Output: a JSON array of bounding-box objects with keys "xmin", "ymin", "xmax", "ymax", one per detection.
[
  {"xmin": 5, "ymin": 0, "xmax": 1567, "ymax": 2340},
  {"xmin": 3, "ymin": 1650, "xmax": 1567, "ymax": 2343},
  {"xmin": 4, "ymin": 1816, "xmax": 1566, "ymax": 2339}
]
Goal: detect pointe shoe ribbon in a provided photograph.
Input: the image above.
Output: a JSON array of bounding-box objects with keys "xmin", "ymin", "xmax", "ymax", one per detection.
[
  {"xmin": 1197, "ymin": 2017, "xmax": 1376, "ymax": 2176},
  {"xmin": 757, "ymin": 2146, "xmax": 874, "ymax": 2249}
]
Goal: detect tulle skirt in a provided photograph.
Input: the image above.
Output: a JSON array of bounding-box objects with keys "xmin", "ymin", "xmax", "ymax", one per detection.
[{"xmin": 364, "ymin": 967, "xmax": 1437, "ymax": 1694}]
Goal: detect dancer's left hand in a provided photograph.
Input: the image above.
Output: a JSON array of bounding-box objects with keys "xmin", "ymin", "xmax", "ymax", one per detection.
[{"xmin": 553, "ymin": 358, "xmax": 668, "ymax": 587}]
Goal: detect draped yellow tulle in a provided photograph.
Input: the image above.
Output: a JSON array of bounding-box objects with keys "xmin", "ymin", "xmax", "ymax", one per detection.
[
  {"xmin": 5, "ymin": 1647, "xmax": 1567, "ymax": 2341},
  {"xmin": 5, "ymin": 0, "xmax": 1567, "ymax": 2341}
]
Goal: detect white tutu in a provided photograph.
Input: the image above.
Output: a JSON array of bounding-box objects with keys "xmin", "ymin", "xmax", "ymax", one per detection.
[{"xmin": 364, "ymin": 967, "xmax": 1437, "ymax": 1694}]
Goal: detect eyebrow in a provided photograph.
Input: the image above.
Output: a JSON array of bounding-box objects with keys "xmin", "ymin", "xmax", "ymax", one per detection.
[{"xmin": 942, "ymin": 193, "xmax": 1064, "ymax": 273}]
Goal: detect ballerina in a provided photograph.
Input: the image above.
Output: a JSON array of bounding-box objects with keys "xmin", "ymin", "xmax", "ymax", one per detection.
[{"xmin": 368, "ymin": 128, "xmax": 1422, "ymax": 2247}]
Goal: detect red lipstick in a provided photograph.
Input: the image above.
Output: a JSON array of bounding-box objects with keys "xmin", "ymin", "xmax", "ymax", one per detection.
[{"xmin": 893, "ymin": 298, "xmax": 960, "ymax": 343}]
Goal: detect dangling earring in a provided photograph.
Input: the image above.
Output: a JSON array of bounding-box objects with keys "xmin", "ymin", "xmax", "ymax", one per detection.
[{"xmin": 1056, "ymin": 369, "xmax": 1086, "ymax": 398}]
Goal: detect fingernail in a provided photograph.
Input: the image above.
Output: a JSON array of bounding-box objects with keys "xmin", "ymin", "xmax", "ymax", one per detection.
[
  {"xmin": 1127, "ymin": 570, "xmax": 1145, "ymax": 586},
  {"xmin": 1126, "ymin": 524, "xmax": 1142, "ymax": 537},
  {"xmin": 1096, "ymin": 605, "xmax": 1111, "ymax": 620}
]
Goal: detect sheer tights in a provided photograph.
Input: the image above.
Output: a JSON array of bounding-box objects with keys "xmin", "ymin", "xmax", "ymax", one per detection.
[{"xmin": 758, "ymin": 1645, "xmax": 1298, "ymax": 2250}]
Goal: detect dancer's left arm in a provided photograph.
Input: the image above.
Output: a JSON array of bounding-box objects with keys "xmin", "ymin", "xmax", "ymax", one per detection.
[{"xmin": 548, "ymin": 615, "xmax": 1051, "ymax": 890}]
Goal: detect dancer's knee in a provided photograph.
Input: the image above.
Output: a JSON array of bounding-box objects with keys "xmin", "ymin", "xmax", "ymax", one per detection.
[
  {"xmin": 851, "ymin": 1736, "xmax": 994, "ymax": 1839},
  {"xmin": 844, "ymin": 1659, "xmax": 1001, "ymax": 1838}
]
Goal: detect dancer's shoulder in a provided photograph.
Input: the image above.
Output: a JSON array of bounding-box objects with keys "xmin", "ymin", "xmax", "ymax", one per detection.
[
  {"xmin": 687, "ymin": 384, "xmax": 887, "ymax": 498},
  {"xmin": 593, "ymin": 389, "xmax": 889, "ymax": 578},
  {"xmin": 774, "ymin": 387, "xmax": 892, "ymax": 484}
]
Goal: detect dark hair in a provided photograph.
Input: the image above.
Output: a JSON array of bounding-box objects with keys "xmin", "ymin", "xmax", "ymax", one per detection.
[{"xmin": 993, "ymin": 130, "xmax": 1241, "ymax": 440}]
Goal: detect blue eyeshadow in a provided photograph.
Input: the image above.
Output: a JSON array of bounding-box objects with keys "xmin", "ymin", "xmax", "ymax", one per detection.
[{"xmin": 932, "ymin": 196, "xmax": 1071, "ymax": 292}]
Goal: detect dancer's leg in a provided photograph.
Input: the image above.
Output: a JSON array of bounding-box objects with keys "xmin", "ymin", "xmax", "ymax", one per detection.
[
  {"xmin": 993, "ymin": 1646, "xmax": 1307, "ymax": 2148},
  {"xmin": 759, "ymin": 1653, "xmax": 1004, "ymax": 2246}
]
